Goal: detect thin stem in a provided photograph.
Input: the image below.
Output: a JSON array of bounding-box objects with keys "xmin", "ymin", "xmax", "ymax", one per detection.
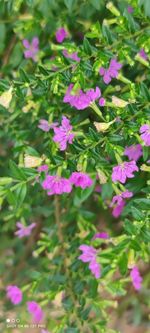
[{"xmin": 54, "ymin": 196, "xmax": 83, "ymax": 330}]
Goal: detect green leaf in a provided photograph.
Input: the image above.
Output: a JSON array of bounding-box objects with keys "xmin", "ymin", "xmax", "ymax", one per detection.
[
  {"xmin": 138, "ymin": 0, "xmax": 150, "ymax": 17},
  {"xmin": 102, "ymin": 24, "xmax": 115, "ymax": 44},
  {"xmin": 9, "ymin": 43, "xmax": 22, "ymax": 68},
  {"xmin": 130, "ymin": 206, "xmax": 144, "ymax": 220},
  {"xmin": 90, "ymin": 0, "xmax": 101, "ymax": 10},
  {"xmin": 15, "ymin": 183, "xmax": 27, "ymax": 208},
  {"xmin": 118, "ymin": 252, "xmax": 128, "ymax": 275},
  {"xmin": 0, "ymin": 177, "xmax": 13, "ymax": 185},
  {"xmin": 9, "ymin": 160, "xmax": 27, "ymax": 181},
  {"xmin": 133, "ymin": 198, "xmax": 150, "ymax": 210},
  {"xmin": 124, "ymin": 219, "xmax": 137, "ymax": 235},
  {"xmin": 130, "ymin": 240, "xmax": 141, "ymax": 251},
  {"xmin": 74, "ymin": 184, "xmax": 95, "ymax": 206},
  {"xmin": 143, "ymin": 146, "xmax": 149, "ymax": 161},
  {"xmin": 64, "ymin": 0, "xmax": 76, "ymax": 12},
  {"xmin": 19, "ymin": 68, "xmax": 30, "ymax": 83},
  {"xmin": 83, "ymin": 37, "xmax": 93, "ymax": 55},
  {"xmin": 7, "ymin": 189, "xmax": 17, "ymax": 206}
]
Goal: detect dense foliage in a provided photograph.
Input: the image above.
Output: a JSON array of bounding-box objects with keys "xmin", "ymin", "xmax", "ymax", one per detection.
[{"xmin": 0, "ymin": 1, "xmax": 150, "ymax": 332}]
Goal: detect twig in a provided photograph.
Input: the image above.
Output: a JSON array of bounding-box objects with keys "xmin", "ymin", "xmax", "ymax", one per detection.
[{"xmin": 0, "ymin": 35, "xmax": 17, "ymax": 78}]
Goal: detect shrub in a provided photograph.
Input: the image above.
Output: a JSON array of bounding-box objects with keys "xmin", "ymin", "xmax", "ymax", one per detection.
[{"xmin": 0, "ymin": 1, "xmax": 150, "ymax": 332}]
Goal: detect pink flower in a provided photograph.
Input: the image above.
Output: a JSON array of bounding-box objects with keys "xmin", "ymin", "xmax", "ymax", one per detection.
[
  {"xmin": 62, "ymin": 49, "xmax": 80, "ymax": 62},
  {"xmin": 37, "ymin": 164, "xmax": 49, "ymax": 172},
  {"xmin": 41, "ymin": 330, "xmax": 51, "ymax": 333},
  {"xmin": 127, "ymin": 6, "xmax": 133, "ymax": 13},
  {"xmin": 27, "ymin": 301, "xmax": 43, "ymax": 323},
  {"xmin": 99, "ymin": 97, "xmax": 106, "ymax": 106},
  {"xmin": 53, "ymin": 116, "xmax": 74, "ymax": 151},
  {"xmin": 78, "ymin": 245, "xmax": 100, "ymax": 279},
  {"xmin": 89, "ymin": 259, "xmax": 101, "ymax": 279},
  {"xmin": 93, "ymin": 232, "xmax": 109, "ymax": 240},
  {"xmin": 140, "ymin": 124, "xmax": 150, "ymax": 146},
  {"xmin": 6, "ymin": 285, "xmax": 22, "ymax": 305},
  {"xmin": 138, "ymin": 48, "xmax": 148, "ymax": 60},
  {"xmin": 23, "ymin": 37, "xmax": 39, "ymax": 61},
  {"xmin": 124, "ymin": 144, "xmax": 143, "ymax": 161},
  {"xmin": 99, "ymin": 58, "xmax": 122, "ymax": 84},
  {"xmin": 42, "ymin": 175, "xmax": 72, "ymax": 195},
  {"xmin": 130, "ymin": 266, "xmax": 142, "ymax": 291},
  {"xmin": 79, "ymin": 245, "xmax": 96, "ymax": 262},
  {"xmin": 63, "ymin": 84, "xmax": 101, "ymax": 110},
  {"xmin": 15, "ymin": 222, "xmax": 36, "ymax": 238},
  {"xmin": 56, "ymin": 28, "xmax": 68, "ymax": 43},
  {"xmin": 70, "ymin": 172, "xmax": 93, "ymax": 189},
  {"xmin": 110, "ymin": 190, "xmax": 133, "ymax": 218},
  {"xmin": 112, "ymin": 161, "xmax": 139, "ymax": 184},
  {"xmin": 38, "ymin": 119, "xmax": 58, "ymax": 132}
]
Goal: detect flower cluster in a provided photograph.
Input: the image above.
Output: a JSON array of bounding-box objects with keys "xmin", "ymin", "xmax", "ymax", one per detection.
[
  {"xmin": 6, "ymin": 286, "xmax": 44, "ymax": 323},
  {"xmin": 23, "ymin": 37, "xmax": 39, "ymax": 61},
  {"xmin": 99, "ymin": 58, "xmax": 122, "ymax": 84},
  {"xmin": 38, "ymin": 119, "xmax": 58, "ymax": 132},
  {"xmin": 93, "ymin": 232, "xmax": 109, "ymax": 240},
  {"xmin": 53, "ymin": 116, "xmax": 75, "ymax": 151},
  {"xmin": 130, "ymin": 266, "xmax": 142, "ymax": 291},
  {"xmin": 110, "ymin": 190, "xmax": 133, "ymax": 218},
  {"xmin": 78, "ymin": 245, "xmax": 100, "ymax": 279},
  {"xmin": 37, "ymin": 164, "xmax": 49, "ymax": 172},
  {"xmin": 15, "ymin": 222, "xmax": 36, "ymax": 238},
  {"xmin": 42, "ymin": 172, "xmax": 93, "ymax": 195},
  {"xmin": 62, "ymin": 49, "xmax": 80, "ymax": 62},
  {"xmin": 63, "ymin": 84, "xmax": 101, "ymax": 110},
  {"xmin": 112, "ymin": 161, "xmax": 139, "ymax": 184},
  {"xmin": 55, "ymin": 27, "xmax": 68, "ymax": 43},
  {"xmin": 140, "ymin": 124, "xmax": 150, "ymax": 146},
  {"xmin": 27, "ymin": 301, "xmax": 44, "ymax": 322},
  {"xmin": 70, "ymin": 172, "xmax": 93, "ymax": 189},
  {"xmin": 124, "ymin": 144, "xmax": 143, "ymax": 161},
  {"xmin": 42, "ymin": 175, "xmax": 72, "ymax": 195},
  {"xmin": 6, "ymin": 285, "xmax": 22, "ymax": 305}
]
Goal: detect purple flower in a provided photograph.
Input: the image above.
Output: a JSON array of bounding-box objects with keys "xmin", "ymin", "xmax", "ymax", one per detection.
[
  {"xmin": 110, "ymin": 190, "xmax": 133, "ymax": 218},
  {"xmin": 127, "ymin": 6, "xmax": 133, "ymax": 13},
  {"xmin": 140, "ymin": 124, "xmax": 150, "ymax": 146},
  {"xmin": 63, "ymin": 84, "xmax": 101, "ymax": 110},
  {"xmin": 23, "ymin": 37, "xmax": 39, "ymax": 61},
  {"xmin": 56, "ymin": 28, "xmax": 68, "ymax": 43},
  {"xmin": 38, "ymin": 119, "xmax": 58, "ymax": 132},
  {"xmin": 130, "ymin": 266, "xmax": 142, "ymax": 291},
  {"xmin": 89, "ymin": 259, "xmax": 101, "ymax": 279},
  {"xmin": 62, "ymin": 49, "xmax": 80, "ymax": 62},
  {"xmin": 99, "ymin": 97, "xmax": 106, "ymax": 106},
  {"xmin": 79, "ymin": 245, "xmax": 96, "ymax": 262},
  {"xmin": 6, "ymin": 285, "xmax": 22, "ymax": 305},
  {"xmin": 15, "ymin": 222, "xmax": 36, "ymax": 238},
  {"xmin": 124, "ymin": 144, "xmax": 143, "ymax": 161},
  {"xmin": 27, "ymin": 301, "xmax": 43, "ymax": 323},
  {"xmin": 138, "ymin": 48, "xmax": 148, "ymax": 60},
  {"xmin": 78, "ymin": 245, "xmax": 100, "ymax": 279},
  {"xmin": 37, "ymin": 164, "xmax": 49, "ymax": 172},
  {"xmin": 42, "ymin": 175, "xmax": 72, "ymax": 196},
  {"xmin": 70, "ymin": 172, "xmax": 93, "ymax": 189},
  {"xmin": 99, "ymin": 58, "xmax": 122, "ymax": 84},
  {"xmin": 53, "ymin": 116, "xmax": 74, "ymax": 151},
  {"xmin": 93, "ymin": 232, "xmax": 109, "ymax": 240},
  {"xmin": 112, "ymin": 161, "xmax": 139, "ymax": 184}
]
